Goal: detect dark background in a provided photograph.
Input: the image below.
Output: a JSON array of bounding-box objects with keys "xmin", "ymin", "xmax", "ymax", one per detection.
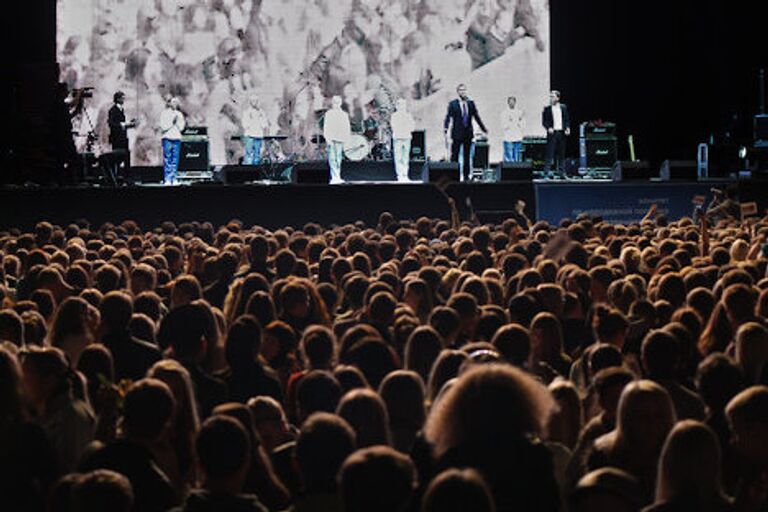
[{"xmin": 3, "ymin": 0, "xmax": 767, "ymax": 182}]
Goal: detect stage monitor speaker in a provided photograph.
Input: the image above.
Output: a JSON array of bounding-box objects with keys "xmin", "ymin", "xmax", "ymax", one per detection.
[
  {"xmin": 425, "ymin": 162, "xmax": 460, "ymax": 183},
  {"xmin": 755, "ymin": 114, "xmax": 768, "ymax": 142},
  {"xmin": 473, "ymin": 141, "xmax": 489, "ymax": 169},
  {"xmin": 223, "ymin": 164, "xmax": 293, "ymax": 184},
  {"xmin": 410, "ymin": 130, "xmax": 426, "ymax": 161},
  {"xmin": 497, "ymin": 162, "xmax": 533, "ymax": 181},
  {"xmin": 660, "ymin": 160, "xmax": 698, "ymax": 181},
  {"xmin": 292, "ymin": 161, "xmax": 330, "ymax": 184},
  {"xmin": 127, "ymin": 166, "xmax": 164, "ymax": 184},
  {"xmin": 522, "ymin": 137, "xmax": 547, "ymax": 164},
  {"xmin": 584, "ymin": 136, "xmax": 618, "ymax": 169},
  {"xmin": 612, "ymin": 160, "xmax": 653, "ymax": 181},
  {"xmin": 178, "ymin": 140, "xmax": 210, "ymax": 172}
]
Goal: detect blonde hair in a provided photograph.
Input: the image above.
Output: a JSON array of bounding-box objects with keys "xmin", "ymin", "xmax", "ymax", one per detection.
[{"xmin": 425, "ymin": 364, "xmax": 554, "ymax": 458}]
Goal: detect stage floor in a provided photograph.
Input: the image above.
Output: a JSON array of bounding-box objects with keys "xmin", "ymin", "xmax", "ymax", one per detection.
[{"xmin": 2, "ymin": 178, "xmax": 763, "ymax": 230}]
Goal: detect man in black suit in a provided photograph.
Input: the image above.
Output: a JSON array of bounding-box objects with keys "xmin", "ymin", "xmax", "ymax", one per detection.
[
  {"xmin": 542, "ymin": 90, "xmax": 571, "ymax": 178},
  {"xmin": 444, "ymin": 84, "xmax": 488, "ymax": 181},
  {"xmin": 107, "ymin": 91, "xmax": 134, "ymax": 170}
]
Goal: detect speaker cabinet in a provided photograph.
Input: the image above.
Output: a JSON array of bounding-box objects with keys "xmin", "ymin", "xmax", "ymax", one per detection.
[
  {"xmin": 497, "ymin": 162, "xmax": 534, "ymax": 181},
  {"xmin": 612, "ymin": 161, "xmax": 654, "ymax": 181},
  {"xmin": 291, "ymin": 161, "xmax": 330, "ymax": 184},
  {"xmin": 425, "ymin": 162, "xmax": 460, "ymax": 183},
  {"xmin": 660, "ymin": 160, "xmax": 697, "ymax": 181}
]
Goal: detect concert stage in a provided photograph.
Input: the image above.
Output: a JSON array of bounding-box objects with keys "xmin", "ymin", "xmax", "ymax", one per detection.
[{"xmin": 2, "ymin": 178, "xmax": 766, "ymax": 231}]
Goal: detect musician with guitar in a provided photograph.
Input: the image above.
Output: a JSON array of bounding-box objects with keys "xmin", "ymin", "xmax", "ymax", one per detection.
[{"xmin": 107, "ymin": 91, "xmax": 137, "ymax": 170}]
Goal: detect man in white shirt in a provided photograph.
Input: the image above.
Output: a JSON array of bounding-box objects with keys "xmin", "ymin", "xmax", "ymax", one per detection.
[
  {"xmin": 501, "ymin": 96, "xmax": 525, "ymax": 163},
  {"xmin": 242, "ymin": 93, "xmax": 269, "ymax": 165},
  {"xmin": 323, "ymin": 96, "xmax": 350, "ymax": 184},
  {"xmin": 159, "ymin": 97, "xmax": 186, "ymax": 185},
  {"xmin": 390, "ymin": 98, "xmax": 415, "ymax": 182},
  {"xmin": 542, "ymin": 90, "xmax": 571, "ymax": 178}
]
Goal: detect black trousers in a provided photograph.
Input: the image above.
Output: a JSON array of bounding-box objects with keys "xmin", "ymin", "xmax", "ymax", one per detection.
[
  {"xmin": 545, "ymin": 130, "xmax": 566, "ymax": 174},
  {"xmin": 451, "ymin": 137, "xmax": 473, "ymax": 179}
]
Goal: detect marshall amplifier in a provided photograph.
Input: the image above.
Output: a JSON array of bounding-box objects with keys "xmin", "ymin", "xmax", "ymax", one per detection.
[
  {"xmin": 178, "ymin": 140, "xmax": 210, "ymax": 172},
  {"xmin": 583, "ymin": 136, "xmax": 618, "ymax": 169},
  {"xmin": 583, "ymin": 122, "xmax": 616, "ymax": 137},
  {"xmin": 409, "ymin": 130, "xmax": 426, "ymax": 161},
  {"xmin": 522, "ymin": 136, "xmax": 547, "ymax": 169},
  {"xmin": 179, "ymin": 126, "xmax": 211, "ymax": 179}
]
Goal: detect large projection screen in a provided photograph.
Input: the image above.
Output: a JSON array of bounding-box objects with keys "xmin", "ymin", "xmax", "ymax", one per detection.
[{"xmin": 58, "ymin": 0, "xmax": 550, "ymax": 165}]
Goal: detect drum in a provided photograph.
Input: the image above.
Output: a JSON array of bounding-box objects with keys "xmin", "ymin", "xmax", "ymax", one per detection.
[{"xmin": 344, "ymin": 134, "xmax": 370, "ymax": 161}]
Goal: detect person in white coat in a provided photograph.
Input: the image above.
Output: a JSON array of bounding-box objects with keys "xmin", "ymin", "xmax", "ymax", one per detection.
[
  {"xmin": 242, "ymin": 93, "xmax": 269, "ymax": 165},
  {"xmin": 390, "ymin": 98, "xmax": 415, "ymax": 182},
  {"xmin": 501, "ymin": 96, "xmax": 525, "ymax": 162},
  {"xmin": 323, "ymin": 95, "xmax": 350, "ymax": 184},
  {"xmin": 159, "ymin": 96, "xmax": 186, "ymax": 185}
]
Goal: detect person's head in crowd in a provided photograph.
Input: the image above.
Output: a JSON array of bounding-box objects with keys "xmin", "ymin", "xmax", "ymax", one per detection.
[
  {"xmin": 49, "ymin": 296, "xmax": 100, "ymax": 366},
  {"xmin": 427, "ymin": 349, "xmax": 468, "ymax": 403},
  {"xmin": 404, "ymin": 325, "xmax": 442, "ymax": 383},
  {"xmin": 147, "ymin": 358, "xmax": 200, "ymax": 447},
  {"xmin": 122, "ymin": 378, "xmax": 175, "ymax": 444},
  {"xmin": 134, "ymin": 291, "xmax": 163, "ymax": 322},
  {"xmin": 593, "ymin": 367, "xmax": 635, "ymax": 426},
  {"xmin": 225, "ymin": 314, "xmax": 261, "ymax": 373},
  {"xmin": 569, "ymin": 467, "xmax": 641, "ymax": 512},
  {"xmin": 447, "ymin": 292, "xmax": 480, "ymax": 342},
  {"xmin": 547, "ymin": 378, "xmax": 582, "ymax": 450},
  {"xmin": 429, "ymin": 306, "xmax": 461, "ymax": 346},
  {"xmin": 0, "ymin": 347, "xmax": 25, "ymax": 429},
  {"xmin": 421, "ymin": 468, "xmax": 496, "ymax": 512},
  {"xmin": 20, "ymin": 346, "xmax": 75, "ymax": 414},
  {"xmin": 170, "ymin": 274, "xmax": 202, "ymax": 309},
  {"xmin": 129, "ymin": 312, "xmax": 156, "ymax": 343},
  {"xmin": 300, "ymin": 325, "xmax": 336, "ymax": 371},
  {"xmin": 98, "ymin": 290, "xmax": 134, "ymax": 337},
  {"xmin": 379, "ymin": 370, "xmax": 426, "ymax": 453},
  {"xmin": 338, "ymin": 445, "xmax": 417, "ymax": 512},
  {"xmin": 652, "ymin": 420, "xmax": 730, "ymax": 510},
  {"xmin": 337, "ymin": 388, "xmax": 391, "ymax": 448},
  {"xmin": 735, "ymin": 322, "xmax": 768, "ymax": 385},
  {"xmin": 158, "ymin": 303, "xmax": 210, "ymax": 363},
  {"xmin": 247, "ymin": 395, "xmax": 290, "ymax": 452},
  {"xmin": 22, "ymin": 310, "xmax": 48, "ymax": 346},
  {"xmin": 491, "ymin": 323, "xmax": 531, "ymax": 368},
  {"xmin": 426, "ymin": 364, "xmax": 554, "ymax": 455},
  {"xmin": 30, "ymin": 288, "xmax": 55, "ymax": 321},
  {"xmin": 195, "ymin": 415, "xmax": 253, "ymax": 497},
  {"xmin": 641, "ymin": 330, "xmax": 679, "ymax": 381},
  {"xmin": 613, "ymin": 379, "xmax": 676, "ymax": 457},
  {"xmin": 77, "ymin": 343, "xmax": 114, "ymax": 408},
  {"xmin": 71, "ymin": 469, "xmax": 134, "ymax": 512},
  {"xmin": 723, "ymin": 283, "xmax": 758, "ymax": 329},
  {"xmin": 331, "ymin": 362, "xmax": 367, "ymax": 391},
  {"xmin": 404, "ymin": 278, "xmax": 433, "ymax": 322},
  {"xmin": 0, "ymin": 309, "xmax": 24, "ymax": 347},
  {"xmin": 593, "ymin": 304, "xmax": 629, "ymax": 349},
  {"xmin": 529, "ymin": 312, "xmax": 568, "ymax": 373},
  {"xmin": 297, "ymin": 370, "xmax": 342, "ymax": 425},
  {"xmin": 262, "ymin": 319, "xmax": 297, "ymax": 371},
  {"xmin": 245, "ymin": 290, "xmax": 277, "ymax": 328},
  {"xmin": 295, "ymin": 412, "xmax": 356, "ymax": 494},
  {"xmin": 129, "ymin": 263, "xmax": 157, "ymax": 296},
  {"xmin": 726, "ymin": 386, "xmax": 768, "ymax": 468}
]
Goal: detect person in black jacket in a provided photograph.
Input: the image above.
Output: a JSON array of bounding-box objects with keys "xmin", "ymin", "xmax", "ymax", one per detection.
[
  {"xmin": 542, "ymin": 90, "xmax": 571, "ymax": 178},
  {"xmin": 98, "ymin": 291, "xmax": 161, "ymax": 383},
  {"xmin": 444, "ymin": 84, "xmax": 488, "ymax": 181},
  {"xmin": 107, "ymin": 91, "xmax": 135, "ymax": 170}
]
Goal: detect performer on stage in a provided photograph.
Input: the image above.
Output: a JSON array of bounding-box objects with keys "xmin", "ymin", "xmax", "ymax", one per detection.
[
  {"xmin": 107, "ymin": 91, "xmax": 136, "ymax": 169},
  {"xmin": 542, "ymin": 90, "xmax": 570, "ymax": 178},
  {"xmin": 323, "ymin": 96, "xmax": 350, "ymax": 184},
  {"xmin": 501, "ymin": 95, "xmax": 525, "ymax": 162},
  {"xmin": 390, "ymin": 98, "xmax": 415, "ymax": 182},
  {"xmin": 444, "ymin": 84, "xmax": 487, "ymax": 181},
  {"xmin": 241, "ymin": 93, "xmax": 269, "ymax": 165},
  {"xmin": 159, "ymin": 97, "xmax": 186, "ymax": 185}
]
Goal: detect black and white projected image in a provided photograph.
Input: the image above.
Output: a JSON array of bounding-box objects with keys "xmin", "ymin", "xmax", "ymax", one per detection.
[{"xmin": 58, "ymin": 0, "xmax": 550, "ymax": 165}]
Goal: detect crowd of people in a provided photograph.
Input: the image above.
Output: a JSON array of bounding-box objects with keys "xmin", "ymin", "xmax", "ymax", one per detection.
[{"xmin": 1, "ymin": 206, "xmax": 768, "ymax": 512}]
